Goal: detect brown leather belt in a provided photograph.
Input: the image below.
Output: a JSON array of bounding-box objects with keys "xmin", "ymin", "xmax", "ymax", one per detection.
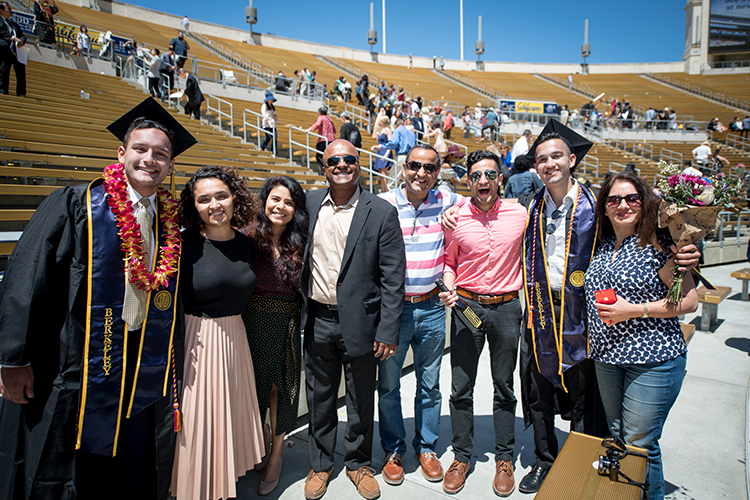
[
  {"xmin": 456, "ymin": 288, "xmax": 519, "ymax": 305},
  {"xmin": 405, "ymin": 287, "xmax": 439, "ymax": 303}
]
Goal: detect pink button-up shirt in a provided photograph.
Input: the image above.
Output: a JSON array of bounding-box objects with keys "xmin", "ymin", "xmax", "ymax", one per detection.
[
  {"xmin": 443, "ymin": 197, "xmax": 527, "ymax": 295},
  {"xmin": 310, "ymin": 115, "xmax": 336, "ymax": 143}
]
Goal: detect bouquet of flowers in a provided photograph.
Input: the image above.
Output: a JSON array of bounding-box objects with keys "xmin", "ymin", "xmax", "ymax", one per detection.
[{"xmin": 656, "ymin": 160, "xmax": 744, "ymax": 303}]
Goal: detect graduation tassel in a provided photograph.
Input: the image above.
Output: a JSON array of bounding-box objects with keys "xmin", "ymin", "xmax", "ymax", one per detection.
[
  {"xmin": 527, "ymin": 305, "xmax": 534, "ymax": 330},
  {"xmin": 173, "ymin": 404, "xmax": 182, "ymax": 432},
  {"xmin": 171, "ymin": 339, "xmax": 181, "ymax": 432}
]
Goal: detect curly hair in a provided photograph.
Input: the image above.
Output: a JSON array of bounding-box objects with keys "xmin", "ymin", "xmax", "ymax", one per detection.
[
  {"xmin": 179, "ymin": 165, "xmax": 258, "ymax": 233},
  {"xmin": 245, "ymin": 176, "xmax": 309, "ymax": 288},
  {"xmin": 595, "ymin": 170, "xmax": 658, "ymax": 248}
]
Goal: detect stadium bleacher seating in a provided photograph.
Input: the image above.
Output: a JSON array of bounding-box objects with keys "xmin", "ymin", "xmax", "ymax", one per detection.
[
  {"xmin": 550, "ymin": 73, "xmax": 742, "ymax": 125},
  {"xmin": 2, "ymin": 2, "xmax": 750, "ymax": 269}
]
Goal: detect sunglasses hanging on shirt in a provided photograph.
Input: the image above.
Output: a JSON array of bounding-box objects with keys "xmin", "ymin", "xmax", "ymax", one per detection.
[{"xmin": 546, "ymin": 208, "xmax": 564, "ymax": 235}]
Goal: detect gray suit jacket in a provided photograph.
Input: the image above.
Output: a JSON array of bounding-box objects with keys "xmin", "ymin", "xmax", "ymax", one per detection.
[{"xmin": 301, "ymin": 188, "xmax": 405, "ymax": 358}]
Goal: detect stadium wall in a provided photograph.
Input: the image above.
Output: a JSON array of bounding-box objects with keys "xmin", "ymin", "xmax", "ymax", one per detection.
[
  {"xmin": 66, "ymin": 0, "xmax": 684, "ymax": 75},
  {"xmin": 27, "ymin": 44, "xmax": 117, "ymax": 76}
]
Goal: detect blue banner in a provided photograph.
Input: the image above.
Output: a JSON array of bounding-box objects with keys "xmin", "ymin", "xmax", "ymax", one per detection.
[
  {"xmin": 12, "ymin": 12, "xmax": 131, "ymax": 57},
  {"xmin": 499, "ymin": 99, "xmax": 558, "ymax": 115}
]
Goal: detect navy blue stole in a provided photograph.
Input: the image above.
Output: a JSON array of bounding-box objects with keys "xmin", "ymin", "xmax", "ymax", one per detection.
[
  {"xmin": 522, "ymin": 183, "xmax": 597, "ymax": 391},
  {"xmin": 76, "ymin": 180, "xmax": 180, "ymax": 457}
]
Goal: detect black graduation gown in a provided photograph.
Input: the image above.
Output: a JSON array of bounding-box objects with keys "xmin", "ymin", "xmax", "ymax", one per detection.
[{"xmin": 0, "ymin": 184, "xmax": 182, "ymax": 500}]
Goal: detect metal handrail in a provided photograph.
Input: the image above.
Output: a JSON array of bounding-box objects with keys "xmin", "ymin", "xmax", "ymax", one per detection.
[
  {"xmin": 419, "ymin": 131, "xmax": 469, "ymax": 158},
  {"xmin": 322, "ymin": 56, "xmax": 411, "ymax": 102},
  {"xmin": 660, "ymin": 148, "xmax": 683, "ymax": 165},
  {"xmin": 580, "ymin": 155, "xmax": 599, "ymax": 178},
  {"xmin": 243, "ymin": 108, "xmax": 277, "ymax": 157},
  {"xmin": 715, "ymin": 209, "xmax": 750, "ymax": 248},
  {"xmin": 633, "ymin": 141, "xmax": 653, "ymax": 159},
  {"xmin": 645, "ymin": 73, "xmax": 750, "ymax": 113},
  {"xmin": 286, "ymin": 126, "xmax": 396, "ymax": 192},
  {"xmin": 538, "ymin": 73, "xmax": 596, "ymax": 98},
  {"xmin": 609, "ymin": 162, "xmax": 639, "ymax": 175},
  {"xmin": 725, "ymin": 133, "xmax": 750, "ymax": 153},
  {"xmin": 206, "ymin": 95, "xmax": 233, "ymax": 133},
  {"xmin": 344, "ymin": 104, "xmax": 371, "ymax": 134},
  {"xmin": 442, "ymin": 69, "xmax": 504, "ymax": 99}
]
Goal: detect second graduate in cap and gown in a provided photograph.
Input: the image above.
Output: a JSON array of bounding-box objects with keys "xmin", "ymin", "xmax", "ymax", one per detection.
[
  {"xmin": 517, "ymin": 119, "xmax": 608, "ymax": 492},
  {"xmin": 0, "ymin": 97, "xmax": 197, "ymax": 500}
]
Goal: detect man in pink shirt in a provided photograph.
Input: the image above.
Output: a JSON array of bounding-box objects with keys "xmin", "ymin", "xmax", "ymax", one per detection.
[
  {"xmin": 438, "ymin": 150, "xmax": 527, "ymax": 497},
  {"xmin": 306, "ymin": 106, "xmax": 336, "ymax": 173}
]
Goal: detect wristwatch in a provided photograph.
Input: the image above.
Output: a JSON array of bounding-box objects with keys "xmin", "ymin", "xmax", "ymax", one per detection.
[{"xmin": 641, "ymin": 304, "xmax": 649, "ymax": 319}]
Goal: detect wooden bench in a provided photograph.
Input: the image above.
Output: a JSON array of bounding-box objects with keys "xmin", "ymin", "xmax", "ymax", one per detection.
[
  {"xmin": 730, "ymin": 268, "xmax": 750, "ymax": 301},
  {"xmin": 681, "ymin": 323, "xmax": 696, "ymax": 345},
  {"xmin": 696, "ymin": 286, "xmax": 733, "ymax": 331}
]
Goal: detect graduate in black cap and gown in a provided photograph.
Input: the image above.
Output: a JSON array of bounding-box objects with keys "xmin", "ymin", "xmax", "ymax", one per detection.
[
  {"xmin": 516, "ymin": 120, "xmax": 700, "ymax": 494},
  {"xmin": 0, "ymin": 97, "xmax": 197, "ymax": 500}
]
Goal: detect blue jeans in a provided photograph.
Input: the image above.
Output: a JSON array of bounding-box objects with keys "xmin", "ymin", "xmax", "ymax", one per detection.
[
  {"xmin": 378, "ymin": 298, "xmax": 446, "ymax": 455},
  {"xmin": 595, "ymin": 353, "xmax": 687, "ymax": 500}
]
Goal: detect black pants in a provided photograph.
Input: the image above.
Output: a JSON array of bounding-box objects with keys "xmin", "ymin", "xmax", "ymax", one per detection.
[
  {"xmin": 75, "ymin": 406, "xmax": 158, "ymax": 500},
  {"xmin": 524, "ymin": 297, "xmax": 604, "ymax": 469},
  {"xmin": 305, "ymin": 304, "xmax": 377, "ymax": 471},
  {"xmin": 161, "ymin": 71, "xmax": 174, "ymax": 91},
  {"xmin": 184, "ymin": 99, "xmax": 201, "ymax": 120},
  {"xmin": 315, "ymin": 141, "xmax": 327, "ymax": 174},
  {"xmin": 148, "ymin": 77, "xmax": 161, "ymax": 98},
  {"xmin": 261, "ymin": 126, "xmax": 276, "ymax": 153},
  {"xmin": 0, "ymin": 49, "xmax": 26, "ymax": 96},
  {"xmin": 481, "ymin": 124, "xmax": 496, "ymax": 141},
  {"xmin": 175, "ymin": 54, "xmax": 186, "ymax": 69},
  {"xmin": 75, "ymin": 327, "xmax": 160, "ymax": 500},
  {"xmin": 449, "ymin": 296, "xmax": 522, "ymax": 463}
]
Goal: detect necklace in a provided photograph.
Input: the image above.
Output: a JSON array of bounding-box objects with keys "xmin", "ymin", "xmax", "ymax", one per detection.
[{"xmin": 103, "ymin": 163, "xmax": 181, "ymax": 291}]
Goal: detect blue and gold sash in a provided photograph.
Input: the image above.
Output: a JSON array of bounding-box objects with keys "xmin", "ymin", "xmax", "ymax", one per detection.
[
  {"xmin": 76, "ymin": 180, "xmax": 180, "ymax": 457},
  {"xmin": 522, "ymin": 182, "xmax": 597, "ymax": 391}
]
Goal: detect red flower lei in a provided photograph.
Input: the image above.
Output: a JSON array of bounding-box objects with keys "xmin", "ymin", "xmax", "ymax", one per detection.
[{"xmin": 103, "ymin": 163, "xmax": 181, "ymax": 291}]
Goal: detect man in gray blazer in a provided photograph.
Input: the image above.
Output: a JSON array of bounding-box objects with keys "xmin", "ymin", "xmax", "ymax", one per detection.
[{"xmin": 302, "ymin": 140, "xmax": 406, "ymax": 500}]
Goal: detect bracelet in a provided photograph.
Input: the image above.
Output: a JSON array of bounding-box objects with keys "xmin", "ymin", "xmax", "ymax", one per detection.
[{"xmin": 641, "ymin": 304, "xmax": 649, "ymax": 319}]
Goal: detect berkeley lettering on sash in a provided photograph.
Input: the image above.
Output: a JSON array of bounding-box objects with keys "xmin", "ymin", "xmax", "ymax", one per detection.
[
  {"xmin": 523, "ymin": 184, "xmax": 597, "ymax": 389},
  {"xmin": 103, "ymin": 307, "xmax": 113, "ymax": 376},
  {"xmin": 77, "ymin": 181, "xmax": 179, "ymax": 457}
]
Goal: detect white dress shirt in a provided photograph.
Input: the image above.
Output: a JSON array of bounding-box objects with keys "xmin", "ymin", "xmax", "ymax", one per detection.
[{"xmin": 543, "ymin": 181, "xmax": 579, "ymax": 291}]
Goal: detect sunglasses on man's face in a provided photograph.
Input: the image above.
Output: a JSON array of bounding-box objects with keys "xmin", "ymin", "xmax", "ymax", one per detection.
[
  {"xmin": 405, "ymin": 161, "xmax": 438, "ymax": 174},
  {"xmin": 606, "ymin": 193, "xmax": 641, "ymax": 208},
  {"xmin": 468, "ymin": 169, "xmax": 499, "ymax": 183},
  {"xmin": 325, "ymin": 155, "xmax": 358, "ymax": 168}
]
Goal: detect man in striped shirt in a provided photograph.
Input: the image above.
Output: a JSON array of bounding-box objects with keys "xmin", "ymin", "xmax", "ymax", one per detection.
[{"xmin": 377, "ymin": 144, "xmax": 465, "ymax": 487}]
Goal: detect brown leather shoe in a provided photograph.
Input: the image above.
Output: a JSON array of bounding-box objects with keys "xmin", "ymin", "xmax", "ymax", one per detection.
[
  {"xmin": 381, "ymin": 453, "xmax": 404, "ymax": 485},
  {"xmin": 304, "ymin": 467, "xmax": 333, "ymax": 500},
  {"xmin": 417, "ymin": 452, "xmax": 444, "ymax": 481},
  {"xmin": 346, "ymin": 466, "xmax": 381, "ymax": 499},
  {"xmin": 442, "ymin": 460, "xmax": 471, "ymax": 494},
  {"xmin": 493, "ymin": 460, "xmax": 515, "ymax": 497}
]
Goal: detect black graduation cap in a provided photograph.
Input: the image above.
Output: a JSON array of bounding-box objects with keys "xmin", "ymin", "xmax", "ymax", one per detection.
[
  {"xmin": 106, "ymin": 97, "xmax": 197, "ymax": 157},
  {"xmin": 529, "ymin": 119, "xmax": 592, "ymax": 167}
]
